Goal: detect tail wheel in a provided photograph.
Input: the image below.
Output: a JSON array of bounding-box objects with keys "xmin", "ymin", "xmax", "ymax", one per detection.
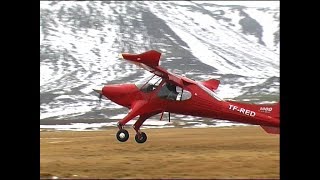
[
  {"xmin": 116, "ymin": 129, "xmax": 129, "ymax": 142},
  {"xmin": 135, "ymin": 132, "xmax": 147, "ymax": 143}
]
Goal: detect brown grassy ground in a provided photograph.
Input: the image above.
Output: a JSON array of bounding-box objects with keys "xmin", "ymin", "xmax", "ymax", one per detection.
[{"xmin": 40, "ymin": 126, "xmax": 279, "ymax": 179}]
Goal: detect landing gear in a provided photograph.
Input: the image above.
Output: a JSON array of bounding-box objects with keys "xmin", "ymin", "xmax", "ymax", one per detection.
[
  {"xmin": 116, "ymin": 129, "xmax": 129, "ymax": 142},
  {"xmin": 115, "ymin": 112, "xmax": 155, "ymax": 143},
  {"xmin": 135, "ymin": 132, "xmax": 147, "ymax": 143},
  {"xmin": 115, "ymin": 128, "xmax": 148, "ymax": 143}
]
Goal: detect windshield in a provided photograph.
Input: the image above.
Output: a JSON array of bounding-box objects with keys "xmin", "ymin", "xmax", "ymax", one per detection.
[
  {"xmin": 196, "ymin": 82, "xmax": 224, "ymax": 101},
  {"xmin": 135, "ymin": 75, "xmax": 162, "ymax": 92}
]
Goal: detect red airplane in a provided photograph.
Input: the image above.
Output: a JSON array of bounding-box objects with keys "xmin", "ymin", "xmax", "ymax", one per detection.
[{"xmin": 93, "ymin": 50, "xmax": 279, "ymax": 143}]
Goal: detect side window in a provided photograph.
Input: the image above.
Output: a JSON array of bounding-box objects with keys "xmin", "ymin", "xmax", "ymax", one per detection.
[
  {"xmin": 158, "ymin": 83, "xmax": 192, "ymax": 101},
  {"xmin": 176, "ymin": 87, "xmax": 192, "ymax": 101},
  {"xmin": 158, "ymin": 83, "xmax": 178, "ymax": 100}
]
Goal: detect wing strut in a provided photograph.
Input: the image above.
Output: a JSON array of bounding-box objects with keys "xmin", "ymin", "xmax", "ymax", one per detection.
[
  {"xmin": 160, "ymin": 111, "xmax": 164, "ymax": 121},
  {"xmin": 159, "ymin": 111, "xmax": 170, "ymax": 122}
]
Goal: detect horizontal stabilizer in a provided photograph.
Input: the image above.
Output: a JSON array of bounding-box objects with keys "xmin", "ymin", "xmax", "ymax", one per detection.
[
  {"xmin": 261, "ymin": 126, "xmax": 280, "ymax": 134},
  {"xmin": 201, "ymin": 79, "xmax": 220, "ymax": 91}
]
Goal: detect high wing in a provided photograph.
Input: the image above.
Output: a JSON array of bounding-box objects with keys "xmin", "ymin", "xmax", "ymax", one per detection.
[
  {"xmin": 120, "ymin": 50, "xmax": 196, "ymax": 87},
  {"xmin": 120, "ymin": 50, "xmax": 221, "ymax": 91}
]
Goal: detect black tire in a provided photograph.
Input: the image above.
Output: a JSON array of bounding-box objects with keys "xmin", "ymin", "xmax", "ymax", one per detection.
[
  {"xmin": 116, "ymin": 129, "xmax": 129, "ymax": 142},
  {"xmin": 135, "ymin": 132, "xmax": 147, "ymax": 143}
]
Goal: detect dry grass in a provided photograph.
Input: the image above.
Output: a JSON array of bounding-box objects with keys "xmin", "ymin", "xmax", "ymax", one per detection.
[{"xmin": 40, "ymin": 126, "xmax": 279, "ymax": 179}]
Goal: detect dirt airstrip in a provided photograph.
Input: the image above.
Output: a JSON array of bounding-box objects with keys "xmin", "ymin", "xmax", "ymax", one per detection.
[{"xmin": 40, "ymin": 126, "xmax": 279, "ymax": 179}]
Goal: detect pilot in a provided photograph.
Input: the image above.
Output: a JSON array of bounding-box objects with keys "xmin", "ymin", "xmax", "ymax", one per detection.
[
  {"xmin": 166, "ymin": 83, "xmax": 178, "ymax": 100},
  {"xmin": 145, "ymin": 84, "xmax": 157, "ymax": 92}
]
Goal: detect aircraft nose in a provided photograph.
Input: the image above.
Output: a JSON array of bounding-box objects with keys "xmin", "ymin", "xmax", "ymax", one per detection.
[
  {"xmin": 102, "ymin": 85, "xmax": 125, "ymax": 97},
  {"xmin": 93, "ymin": 84, "xmax": 140, "ymax": 107},
  {"xmin": 101, "ymin": 84, "xmax": 139, "ymax": 99}
]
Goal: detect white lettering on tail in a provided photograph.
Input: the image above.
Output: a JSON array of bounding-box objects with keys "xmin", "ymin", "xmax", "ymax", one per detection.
[
  {"xmin": 228, "ymin": 104, "xmax": 256, "ymax": 117},
  {"xmin": 260, "ymin": 107, "xmax": 273, "ymax": 113}
]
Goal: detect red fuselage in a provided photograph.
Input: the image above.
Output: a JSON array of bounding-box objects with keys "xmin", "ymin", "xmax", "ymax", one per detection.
[
  {"xmin": 96, "ymin": 50, "xmax": 279, "ymax": 143},
  {"xmin": 102, "ymin": 80, "xmax": 279, "ymax": 128}
]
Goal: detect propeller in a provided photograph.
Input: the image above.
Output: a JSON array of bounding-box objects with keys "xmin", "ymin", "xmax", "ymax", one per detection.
[
  {"xmin": 93, "ymin": 89, "xmax": 103, "ymax": 104},
  {"xmin": 98, "ymin": 93, "xmax": 102, "ymax": 103}
]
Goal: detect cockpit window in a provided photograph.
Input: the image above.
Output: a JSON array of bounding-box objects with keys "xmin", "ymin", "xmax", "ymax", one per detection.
[
  {"xmin": 176, "ymin": 86, "xmax": 192, "ymax": 101},
  {"xmin": 135, "ymin": 75, "xmax": 162, "ymax": 93},
  {"xmin": 158, "ymin": 82, "xmax": 192, "ymax": 101}
]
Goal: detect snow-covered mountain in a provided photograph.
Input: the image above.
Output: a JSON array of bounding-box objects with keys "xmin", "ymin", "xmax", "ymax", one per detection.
[{"xmin": 40, "ymin": 1, "xmax": 279, "ymax": 124}]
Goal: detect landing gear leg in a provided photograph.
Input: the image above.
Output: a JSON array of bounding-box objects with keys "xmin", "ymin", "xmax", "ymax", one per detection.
[
  {"xmin": 115, "ymin": 111, "xmax": 138, "ymax": 143},
  {"xmin": 133, "ymin": 115, "xmax": 148, "ymax": 143}
]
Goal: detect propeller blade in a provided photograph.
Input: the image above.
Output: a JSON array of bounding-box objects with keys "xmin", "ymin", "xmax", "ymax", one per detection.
[
  {"xmin": 93, "ymin": 89, "xmax": 103, "ymax": 104},
  {"xmin": 93, "ymin": 89, "xmax": 102, "ymax": 94},
  {"xmin": 168, "ymin": 112, "xmax": 170, "ymax": 122},
  {"xmin": 98, "ymin": 93, "xmax": 102, "ymax": 103}
]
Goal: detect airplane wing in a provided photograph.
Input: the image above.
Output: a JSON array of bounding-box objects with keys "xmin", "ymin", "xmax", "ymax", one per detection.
[
  {"xmin": 120, "ymin": 50, "xmax": 222, "ymax": 91},
  {"xmin": 121, "ymin": 50, "xmax": 168, "ymax": 77},
  {"xmin": 120, "ymin": 50, "xmax": 195, "ymax": 87}
]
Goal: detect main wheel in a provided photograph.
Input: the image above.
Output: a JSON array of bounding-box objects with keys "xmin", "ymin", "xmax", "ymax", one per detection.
[
  {"xmin": 116, "ymin": 129, "xmax": 129, "ymax": 142},
  {"xmin": 135, "ymin": 132, "xmax": 147, "ymax": 143}
]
